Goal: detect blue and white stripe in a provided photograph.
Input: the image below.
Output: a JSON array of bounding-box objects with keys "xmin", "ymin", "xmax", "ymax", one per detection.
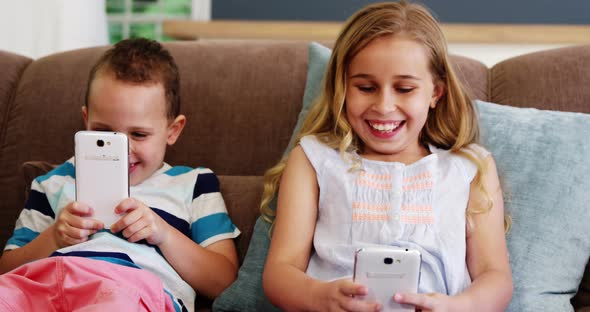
[{"xmin": 4, "ymin": 160, "xmax": 240, "ymax": 311}]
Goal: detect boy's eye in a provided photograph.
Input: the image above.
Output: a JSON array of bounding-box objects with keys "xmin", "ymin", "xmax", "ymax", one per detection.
[{"xmin": 131, "ymin": 132, "xmax": 147, "ymax": 138}]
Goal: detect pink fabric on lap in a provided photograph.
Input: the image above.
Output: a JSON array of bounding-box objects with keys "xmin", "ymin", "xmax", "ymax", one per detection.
[{"xmin": 0, "ymin": 256, "xmax": 175, "ymax": 311}]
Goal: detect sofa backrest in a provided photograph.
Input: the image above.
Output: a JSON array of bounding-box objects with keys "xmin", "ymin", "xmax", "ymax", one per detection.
[
  {"xmin": 491, "ymin": 45, "xmax": 590, "ymax": 113},
  {"xmin": 1, "ymin": 40, "xmax": 590, "ymax": 309},
  {"xmin": 0, "ymin": 41, "xmax": 487, "ymax": 249},
  {"xmin": 0, "ymin": 50, "xmax": 32, "ymax": 245}
]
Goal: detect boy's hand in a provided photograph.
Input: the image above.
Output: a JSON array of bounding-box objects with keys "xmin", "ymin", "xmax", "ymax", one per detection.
[
  {"xmin": 316, "ymin": 278, "xmax": 382, "ymax": 312},
  {"xmin": 54, "ymin": 202, "xmax": 104, "ymax": 248},
  {"xmin": 110, "ymin": 198, "xmax": 171, "ymax": 246}
]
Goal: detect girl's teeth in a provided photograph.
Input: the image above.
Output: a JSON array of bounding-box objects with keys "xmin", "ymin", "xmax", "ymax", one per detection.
[{"xmin": 370, "ymin": 122, "xmax": 399, "ymax": 131}]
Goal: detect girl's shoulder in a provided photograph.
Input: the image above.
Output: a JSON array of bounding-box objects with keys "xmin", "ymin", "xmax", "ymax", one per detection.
[
  {"xmin": 460, "ymin": 143, "xmax": 491, "ymax": 160},
  {"xmin": 432, "ymin": 143, "xmax": 491, "ymax": 183},
  {"xmin": 298, "ymin": 134, "xmax": 352, "ymax": 174},
  {"xmin": 299, "ymin": 135, "xmax": 339, "ymax": 156},
  {"xmin": 429, "ymin": 143, "xmax": 490, "ymax": 163}
]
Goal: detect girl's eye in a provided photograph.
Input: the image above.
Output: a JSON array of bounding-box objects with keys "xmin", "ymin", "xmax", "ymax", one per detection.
[
  {"xmin": 357, "ymin": 86, "xmax": 376, "ymax": 93},
  {"xmin": 397, "ymin": 87, "xmax": 414, "ymax": 94}
]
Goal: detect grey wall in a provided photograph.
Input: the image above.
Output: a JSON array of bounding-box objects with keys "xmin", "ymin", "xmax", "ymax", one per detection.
[{"xmin": 212, "ymin": 0, "xmax": 590, "ymax": 25}]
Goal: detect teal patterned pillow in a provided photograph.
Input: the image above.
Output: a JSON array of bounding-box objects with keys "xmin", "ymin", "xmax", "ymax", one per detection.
[
  {"xmin": 212, "ymin": 42, "xmax": 332, "ymax": 311},
  {"xmin": 476, "ymin": 100, "xmax": 590, "ymax": 312}
]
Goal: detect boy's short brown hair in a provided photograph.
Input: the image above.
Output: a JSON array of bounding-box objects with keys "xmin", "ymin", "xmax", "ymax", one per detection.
[{"xmin": 85, "ymin": 38, "xmax": 180, "ymax": 119}]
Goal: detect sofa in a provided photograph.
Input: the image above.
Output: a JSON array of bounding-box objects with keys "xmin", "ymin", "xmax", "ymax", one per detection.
[{"xmin": 0, "ymin": 40, "xmax": 589, "ymax": 311}]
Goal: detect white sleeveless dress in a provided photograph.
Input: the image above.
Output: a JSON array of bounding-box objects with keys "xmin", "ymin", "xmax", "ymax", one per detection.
[{"xmin": 300, "ymin": 135, "xmax": 489, "ymax": 295}]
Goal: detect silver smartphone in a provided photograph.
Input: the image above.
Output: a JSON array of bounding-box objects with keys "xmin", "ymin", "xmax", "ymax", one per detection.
[
  {"xmin": 353, "ymin": 247, "xmax": 421, "ymax": 312},
  {"xmin": 74, "ymin": 131, "xmax": 129, "ymax": 228}
]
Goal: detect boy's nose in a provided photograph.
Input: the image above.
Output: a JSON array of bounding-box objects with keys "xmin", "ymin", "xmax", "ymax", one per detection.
[{"xmin": 128, "ymin": 141, "xmax": 136, "ymax": 155}]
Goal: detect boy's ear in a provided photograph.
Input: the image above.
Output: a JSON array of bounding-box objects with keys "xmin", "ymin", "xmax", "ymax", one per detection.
[
  {"xmin": 81, "ymin": 106, "xmax": 89, "ymax": 129},
  {"xmin": 166, "ymin": 114, "xmax": 186, "ymax": 145},
  {"xmin": 430, "ymin": 82, "xmax": 445, "ymax": 109}
]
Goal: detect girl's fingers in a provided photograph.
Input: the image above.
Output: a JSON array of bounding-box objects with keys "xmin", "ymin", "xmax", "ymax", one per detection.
[
  {"xmin": 393, "ymin": 293, "xmax": 433, "ymax": 309},
  {"xmin": 341, "ymin": 282, "xmax": 368, "ymax": 297}
]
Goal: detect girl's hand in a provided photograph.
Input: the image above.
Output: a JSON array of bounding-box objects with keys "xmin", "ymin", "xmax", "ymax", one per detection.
[
  {"xmin": 54, "ymin": 201, "xmax": 104, "ymax": 248},
  {"xmin": 393, "ymin": 292, "xmax": 455, "ymax": 312},
  {"xmin": 316, "ymin": 279, "xmax": 382, "ymax": 312},
  {"xmin": 110, "ymin": 198, "xmax": 171, "ymax": 246}
]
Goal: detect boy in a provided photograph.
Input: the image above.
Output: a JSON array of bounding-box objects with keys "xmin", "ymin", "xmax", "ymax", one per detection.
[{"xmin": 0, "ymin": 38, "xmax": 240, "ymax": 311}]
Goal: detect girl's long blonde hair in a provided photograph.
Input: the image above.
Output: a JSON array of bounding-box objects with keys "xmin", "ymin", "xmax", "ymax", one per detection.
[{"xmin": 261, "ymin": 1, "xmax": 510, "ymax": 231}]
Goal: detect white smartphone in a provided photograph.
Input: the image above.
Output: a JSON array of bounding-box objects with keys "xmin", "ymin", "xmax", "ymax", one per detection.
[
  {"xmin": 75, "ymin": 131, "xmax": 129, "ymax": 228},
  {"xmin": 353, "ymin": 247, "xmax": 421, "ymax": 312}
]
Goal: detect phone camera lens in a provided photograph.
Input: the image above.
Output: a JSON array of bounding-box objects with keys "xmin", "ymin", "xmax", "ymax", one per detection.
[
  {"xmin": 384, "ymin": 257, "xmax": 393, "ymax": 265},
  {"xmin": 97, "ymin": 139, "xmax": 104, "ymax": 147}
]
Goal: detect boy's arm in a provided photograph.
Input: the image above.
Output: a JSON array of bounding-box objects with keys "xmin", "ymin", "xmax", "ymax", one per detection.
[
  {"xmin": 0, "ymin": 201, "xmax": 103, "ymax": 274},
  {"xmin": 0, "ymin": 224, "xmax": 59, "ymax": 273},
  {"xmin": 156, "ymin": 227, "xmax": 239, "ymax": 299},
  {"xmin": 109, "ymin": 193, "xmax": 240, "ymax": 299},
  {"xmin": 111, "ymin": 168, "xmax": 240, "ymax": 299}
]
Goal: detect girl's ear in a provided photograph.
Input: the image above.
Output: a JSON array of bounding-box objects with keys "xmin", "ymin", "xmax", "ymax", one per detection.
[
  {"xmin": 166, "ymin": 115, "xmax": 187, "ymax": 145},
  {"xmin": 81, "ymin": 106, "xmax": 89, "ymax": 129},
  {"xmin": 430, "ymin": 82, "xmax": 445, "ymax": 109}
]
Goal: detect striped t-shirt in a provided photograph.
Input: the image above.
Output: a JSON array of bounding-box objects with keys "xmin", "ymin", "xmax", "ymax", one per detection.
[{"xmin": 4, "ymin": 158, "xmax": 240, "ymax": 312}]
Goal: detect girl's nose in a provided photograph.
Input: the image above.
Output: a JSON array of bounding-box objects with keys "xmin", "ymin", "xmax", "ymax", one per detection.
[{"xmin": 373, "ymin": 91, "xmax": 398, "ymax": 114}]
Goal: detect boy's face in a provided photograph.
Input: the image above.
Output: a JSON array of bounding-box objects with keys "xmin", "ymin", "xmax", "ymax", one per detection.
[{"xmin": 83, "ymin": 71, "xmax": 185, "ymax": 186}]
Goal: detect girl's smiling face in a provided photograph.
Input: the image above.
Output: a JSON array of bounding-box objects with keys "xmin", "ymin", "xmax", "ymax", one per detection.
[
  {"xmin": 345, "ymin": 34, "xmax": 443, "ymax": 164},
  {"xmin": 83, "ymin": 71, "xmax": 185, "ymax": 186}
]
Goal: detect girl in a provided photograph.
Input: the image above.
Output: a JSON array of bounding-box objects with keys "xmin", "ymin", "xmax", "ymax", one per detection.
[{"xmin": 262, "ymin": 1, "xmax": 512, "ymax": 311}]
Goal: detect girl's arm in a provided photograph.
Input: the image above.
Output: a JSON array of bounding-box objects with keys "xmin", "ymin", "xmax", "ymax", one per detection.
[
  {"xmin": 458, "ymin": 155, "xmax": 513, "ymax": 311},
  {"xmin": 394, "ymin": 155, "xmax": 513, "ymax": 311},
  {"xmin": 262, "ymin": 146, "xmax": 378, "ymax": 312}
]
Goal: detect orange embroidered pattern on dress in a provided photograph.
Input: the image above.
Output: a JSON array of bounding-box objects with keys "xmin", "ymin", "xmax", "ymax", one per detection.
[
  {"xmin": 400, "ymin": 215, "xmax": 434, "ymax": 224},
  {"xmin": 352, "ymin": 213, "xmax": 391, "ymax": 222},
  {"xmin": 359, "ymin": 171, "xmax": 392, "ymax": 180},
  {"xmin": 356, "ymin": 171, "xmax": 392, "ymax": 190},
  {"xmin": 400, "ymin": 170, "xmax": 435, "ymax": 225},
  {"xmin": 400, "ymin": 204, "xmax": 433, "ymax": 212},
  {"xmin": 352, "ymin": 202, "xmax": 390, "ymax": 221},
  {"xmin": 356, "ymin": 178, "xmax": 392, "ymax": 190},
  {"xmin": 352, "ymin": 171, "xmax": 393, "ymax": 222},
  {"xmin": 352, "ymin": 202, "xmax": 390, "ymax": 211},
  {"xmin": 402, "ymin": 181, "xmax": 433, "ymax": 191},
  {"xmin": 403, "ymin": 171, "xmax": 432, "ymax": 183}
]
